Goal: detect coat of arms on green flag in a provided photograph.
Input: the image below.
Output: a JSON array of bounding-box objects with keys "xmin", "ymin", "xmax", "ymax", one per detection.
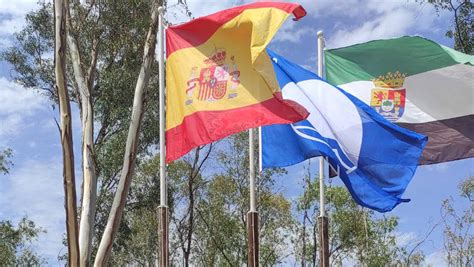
[{"xmin": 325, "ymin": 36, "xmax": 474, "ymax": 165}]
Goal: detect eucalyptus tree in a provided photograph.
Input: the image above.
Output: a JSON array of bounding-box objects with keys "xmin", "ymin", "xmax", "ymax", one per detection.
[
  {"xmin": 1, "ymin": 0, "xmax": 178, "ymax": 264},
  {"xmin": 65, "ymin": 2, "xmax": 100, "ymax": 262},
  {"xmin": 93, "ymin": 1, "xmax": 162, "ymax": 264},
  {"xmin": 0, "ymin": 217, "xmax": 46, "ymax": 265}
]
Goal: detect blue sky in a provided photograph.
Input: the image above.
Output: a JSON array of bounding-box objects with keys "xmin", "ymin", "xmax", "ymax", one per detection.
[{"xmin": 0, "ymin": 0, "xmax": 472, "ymax": 265}]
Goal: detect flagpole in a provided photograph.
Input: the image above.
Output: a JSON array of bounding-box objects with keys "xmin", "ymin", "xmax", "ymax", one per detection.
[
  {"xmin": 157, "ymin": 6, "xmax": 169, "ymax": 267},
  {"xmin": 317, "ymin": 30, "xmax": 330, "ymax": 267},
  {"xmin": 247, "ymin": 128, "xmax": 259, "ymax": 267}
]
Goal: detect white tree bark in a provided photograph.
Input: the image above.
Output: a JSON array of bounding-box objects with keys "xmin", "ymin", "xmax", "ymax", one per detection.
[
  {"xmin": 93, "ymin": 1, "xmax": 161, "ymax": 265},
  {"xmin": 54, "ymin": 0, "xmax": 80, "ymax": 265},
  {"xmin": 66, "ymin": 19, "xmax": 98, "ymax": 266}
]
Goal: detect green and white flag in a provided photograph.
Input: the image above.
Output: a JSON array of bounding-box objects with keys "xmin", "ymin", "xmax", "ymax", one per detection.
[{"xmin": 325, "ymin": 36, "xmax": 474, "ymax": 165}]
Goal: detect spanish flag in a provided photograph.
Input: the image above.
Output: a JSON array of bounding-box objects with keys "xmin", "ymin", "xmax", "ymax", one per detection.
[{"xmin": 165, "ymin": 2, "xmax": 309, "ymax": 162}]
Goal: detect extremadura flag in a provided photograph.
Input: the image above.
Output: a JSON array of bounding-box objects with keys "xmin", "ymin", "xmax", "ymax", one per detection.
[
  {"xmin": 325, "ymin": 36, "xmax": 474, "ymax": 165},
  {"xmin": 165, "ymin": 2, "xmax": 308, "ymax": 162}
]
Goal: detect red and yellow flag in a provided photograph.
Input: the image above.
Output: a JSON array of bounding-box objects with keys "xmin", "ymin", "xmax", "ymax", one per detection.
[{"xmin": 165, "ymin": 2, "xmax": 308, "ymax": 162}]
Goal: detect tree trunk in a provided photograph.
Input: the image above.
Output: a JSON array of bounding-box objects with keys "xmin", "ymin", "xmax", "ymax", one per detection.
[
  {"xmin": 312, "ymin": 218, "xmax": 318, "ymax": 266},
  {"xmin": 93, "ymin": 1, "xmax": 160, "ymax": 265},
  {"xmin": 54, "ymin": 0, "xmax": 79, "ymax": 265},
  {"xmin": 183, "ymin": 148, "xmax": 201, "ymax": 266},
  {"xmin": 79, "ymin": 98, "xmax": 96, "ymax": 266},
  {"xmin": 67, "ymin": 27, "xmax": 98, "ymax": 265},
  {"xmin": 66, "ymin": 4, "xmax": 100, "ymax": 263}
]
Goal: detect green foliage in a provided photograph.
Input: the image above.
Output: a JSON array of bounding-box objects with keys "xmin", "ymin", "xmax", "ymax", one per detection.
[
  {"xmin": 459, "ymin": 176, "xmax": 474, "ymax": 201},
  {"xmin": 441, "ymin": 177, "xmax": 474, "ymax": 266},
  {"xmin": 194, "ymin": 173, "xmax": 247, "ymax": 266},
  {"xmin": 0, "ymin": 217, "xmax": 46, "ymax": 265},
  {"xmin": 325, "ymin": 187, "xmax": 387, "ymax": 265},
  {"xmin": 171, "ymin": 133, "xmax": 293, "ymax": 266},
  {"xmin": 0, "ymin": 148, "xmax": 13, "ymax": 175},
  {"xmin": 105, "ymin": 154, "xmax": 162, "ymax": 266},
  {"xmin": 98, "ymin": 132, "xmax": 294, "ymax": 266},
  {"xmin": 293, "ymin": 168, "xmax": 414, "ymax": 266},
  {"xmin": 419, "ymin": 0, "xmax": 474, "ymax": 54}
]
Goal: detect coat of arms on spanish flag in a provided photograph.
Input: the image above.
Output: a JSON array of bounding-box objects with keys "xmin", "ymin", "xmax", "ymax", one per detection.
[{"xmin": 165, "ymin": 2, "xmax": 309, "ymax": 162}]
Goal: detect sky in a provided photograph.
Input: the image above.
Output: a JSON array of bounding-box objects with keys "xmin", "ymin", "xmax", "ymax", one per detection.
[{"xmin": 0, "ymin": 0, "xmax": 472, "ymax": 265}]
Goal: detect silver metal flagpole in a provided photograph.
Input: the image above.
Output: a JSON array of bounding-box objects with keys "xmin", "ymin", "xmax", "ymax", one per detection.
[
  {"xmin": 249, "ymin": 128, "xmax": 256, "ymax": 212},
  {"xmin": 247, "ymin": 128, "xmax": 259, "ymax": 266},
  {"xmin": 317, "ymin": 30, "xmax": 330, "ymax": 267},
  {"xmin": 157, "ymin": 6, "xmax": 169, "ymax": 267}
]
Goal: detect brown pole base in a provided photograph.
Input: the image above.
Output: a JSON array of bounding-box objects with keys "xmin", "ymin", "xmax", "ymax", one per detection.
[
  {"xmin": 247, "ymin": 211, "xmax": 259, "ymax": 267},
  {"xmin": 318, "ymin": 216, "xmax": 329, "ymax": 267},
  {"xmin": 158, "ymin": 206, "xmax": 169, "ymax": 267}
]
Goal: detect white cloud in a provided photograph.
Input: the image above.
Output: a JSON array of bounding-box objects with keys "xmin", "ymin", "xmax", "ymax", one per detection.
[
  {"xmin": 308, "ymin": 0, "xmax": 367, "ymax": 18},
  {"xmin": 425, "ymin": 250, "xmax": 447, "ymax": 266},
  {"xmin": 0, "ymin": 78, "xmax": 47, "ymax": 142},
  {"xmin": 326, "ymin": 0, "xmax": 450, "ymax": 48},
  {"xmin": 395, "ymin": 231, "xmax": 417, "ymax": 247},
  {"xmin": 0, "ymin": 113, "xmax": 23, "ymax": 138},
  {"xmin": 0, "ymin": 77, "xmax": 45, "ymax": 114},
  {"xmin": 329, "ymin": 8, "xmax": 414, "ymax": 48},
  {"xmin": 274, "ymin": 19, "xmax": 316, "ymax": 44},
  {"xmin": 0, "ymin": 0, "xmax": 39, "ymax": 18},
  {"xmin": 0, "ymin": 0, "xmax": 41, "ymax": 48},
  {"xmin": 0, "ymin": 157, "xmax": 65, "ymax": 263}
]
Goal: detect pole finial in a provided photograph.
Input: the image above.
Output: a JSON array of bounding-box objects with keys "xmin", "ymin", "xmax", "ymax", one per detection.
[
  {"xmin": 317, "ymin": 30, "xmax": 324, "ymax": 38},
  {"xmin": 158, "ymin": 6, "xmax": 165, "ymax": 14}
]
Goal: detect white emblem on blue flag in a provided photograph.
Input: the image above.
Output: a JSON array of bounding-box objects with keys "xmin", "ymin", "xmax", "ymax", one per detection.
[
  {"xmin": 280, "ymin": 79, "xmax": 362, "ymax": 174},
  {"xmin": 290, "ymin": 124, "xmax": 356, "ymax": 173}
]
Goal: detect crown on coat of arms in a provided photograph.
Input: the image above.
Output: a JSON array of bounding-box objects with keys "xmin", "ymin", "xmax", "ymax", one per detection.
[
  {"xmin": 373, "ymin": 71, "xmax": 406, "ymax": 88},
  {"xmin": 204, "ymin": 49, "xmax": 227, "ymax": 66}
]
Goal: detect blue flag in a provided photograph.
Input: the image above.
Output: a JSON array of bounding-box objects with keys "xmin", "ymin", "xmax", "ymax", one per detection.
[{"xmin": 262, "ymin": 50, "xmax": 427, "ymax": 212}]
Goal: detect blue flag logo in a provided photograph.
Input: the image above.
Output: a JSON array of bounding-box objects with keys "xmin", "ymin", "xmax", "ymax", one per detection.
[{"xmin": 262, "ymin": 50, "xmax": 427, "ymax": 212}]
